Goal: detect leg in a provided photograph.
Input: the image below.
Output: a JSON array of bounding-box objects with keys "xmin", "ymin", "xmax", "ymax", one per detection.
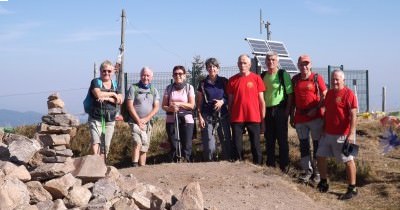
[
  {"xmin": 103, "ymin": 121, "xmax": 115, "ymax": 156},
  {"xmin": 345, "ymin": 160, "xmax": 357, "ymax": 185},
  {"xmin": 317, "ymin": 156, "xmax": 328, "ymax": 180},
  {"xmin": 276, "ymin": 107, "xmax": 289, "ymax": 171},
  {"xmin": 265, "ymin": 107, "xmax": 277, "ymax": 167},
  {"xmin": 247, "ymin": 123, "xmax": 262, "ymax": 165},
  {"xmin": 139, "ymin": 152, "xmax": 147, "ymax": 166},
  {"xmin": 218, "ymin": 116, "xmax": 233, "ymax": 161},
  {"xmin": 296, "ymin": 122, "xmax": 312, "ymax": 175},
  {"xmin": 165, "ymin": 123, "xmax": 177, "ymax": 162},
  {"xmin": 231, "ymin": 123, "xmax": 244, "ymax": 161},
  {"xmin": 88, "ymin": 118, "xmax": 102, "ymax": 155},
  {"xmin": 181, "ymin": 122, "xmax": 194, "ymax": 161},
  {"xmin": 201, "ymin": 116, "xmax": 215, "ymax": 161}
]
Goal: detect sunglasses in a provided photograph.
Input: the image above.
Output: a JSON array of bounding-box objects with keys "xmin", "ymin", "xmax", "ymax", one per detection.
[
  {"xmin": 173, "ymin": 72, "xmax": 185, "ymax": 76},
  {"xmin": 102, "ymin": 70, "xmax": 113, "ymax": 74}
]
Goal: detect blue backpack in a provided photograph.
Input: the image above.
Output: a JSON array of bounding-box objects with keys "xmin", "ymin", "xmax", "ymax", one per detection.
[{"xmin": 83, "ymin": 78, "xmax": 117, "ymax": 114}]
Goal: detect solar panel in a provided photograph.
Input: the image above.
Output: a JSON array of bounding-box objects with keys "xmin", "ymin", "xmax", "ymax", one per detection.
[
  {"xmin": 278, "ymin": 57, "xmax": 298, "ymax": 73},
  {"xmin": 255, "ymin": 56, "xmax": 267, "ymax": 71},
  {"xmin": 245, "ymin": 38, "xmax": 269, "ymax": 55},
  {"xmin": 266, "ymin": 40, "xmax": 289, "ymax": 57}
]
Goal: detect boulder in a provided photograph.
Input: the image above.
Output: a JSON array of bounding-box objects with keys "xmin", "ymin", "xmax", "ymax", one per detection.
[
  {"xmin": 30, "ymin": 158, "xmax": 75, "ymax": 181},
  {"xmin": 0, "ymin": 160, "xmax": 31, "ymax": 181},
  {"xmin": 64, "ymin": 185, "xmax": 92, "ymax": 208},
  {"xmin": 92, "ymin": 177, "xmax": 120, "ymax": 201},
  {"xmin": 8, "ymin": 137, "xmax": 41, "ymax": 164},
  {"xmin": 0, "ymin": 177, "xmax": 30, "ymax": 210},
  {"xmin": 44, "ymin": 173, "xmax": 78, "ymax": 199},
  {"xmin": 171, "ymin": 182, "xmax": 204, "ymax": 210},
  {"xmin": 47, "ymin": 98, "xmax": 65, "ymax": 109},
  {"xmin": 72, "ymin": 155, "xmax": 107, "ymax": 183},
  {"xmin": 26, "ymin": 181, "xmax": 53, "ymax": 204}
]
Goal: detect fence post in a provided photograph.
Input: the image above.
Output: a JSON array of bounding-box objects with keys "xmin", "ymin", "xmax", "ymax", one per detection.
[{"xmin": 382, "ymin": 86, "xmax": 386, "ymax": 112}]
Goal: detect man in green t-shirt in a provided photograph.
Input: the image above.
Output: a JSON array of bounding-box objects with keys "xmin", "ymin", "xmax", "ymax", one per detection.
[{"xmin": 262, "ymin": 51, "xmax": 293, "ymax": 172}]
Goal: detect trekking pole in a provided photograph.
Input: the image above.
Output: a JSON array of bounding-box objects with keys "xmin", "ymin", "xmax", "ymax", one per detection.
[
  {"xmin": 174, "ymin": 112, "xmax": 182, "ymax": 162},
  {"xmin": 100, "ymin": 102, "xmax": 107, "ymax": 164}
]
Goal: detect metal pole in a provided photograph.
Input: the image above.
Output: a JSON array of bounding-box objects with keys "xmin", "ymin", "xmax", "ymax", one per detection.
[
  {"xmin": 382, "ymin": 86, "xmax": 386, "ymax": 112},
  {"xmin": 366, "ymin": 70, "xmax": 369, "ymax": 112},
  {"xmin": 94, "ymin": 62, "xmax": 97, "ymax": 79},
  {"xmin": 116, "ymin": 9, "xmax": 126, "ymax": 117}
]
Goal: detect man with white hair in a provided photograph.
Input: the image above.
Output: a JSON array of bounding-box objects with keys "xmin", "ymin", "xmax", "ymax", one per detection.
[
  {"xmin": 126, "ymin": 67, "xmax": 160, "ymax": 167},
  {"xmin": 316, "ymin": 69, "xmax": 358, "ymax": 200}
]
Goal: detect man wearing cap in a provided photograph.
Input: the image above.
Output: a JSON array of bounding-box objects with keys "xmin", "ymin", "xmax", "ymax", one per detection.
[
  {"xmin": 316, "ymin": 69, "xmax": 358, "ymax": 200},
  {"xmin": 290, "ymin": 55, "xmax": 327, "ymax": 183}
]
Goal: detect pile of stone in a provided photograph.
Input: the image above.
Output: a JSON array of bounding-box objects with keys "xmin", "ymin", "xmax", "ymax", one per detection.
[
  {"xmin": 35, "ymin": 93, "xmax": 79, "ymax": 164},
  {"xmin": 0, "ymin": 93, "xmax": 206, "ymax": 210}
]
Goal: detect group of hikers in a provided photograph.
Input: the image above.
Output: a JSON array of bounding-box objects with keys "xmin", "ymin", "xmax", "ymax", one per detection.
[{"xmin": 85, "ymin": 51, "xmax": 359, "ymax": 200}]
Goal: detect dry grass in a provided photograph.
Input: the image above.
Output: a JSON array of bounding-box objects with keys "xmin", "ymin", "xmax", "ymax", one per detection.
[{"xmin": 13, "ymin": 116, "xmax": 400, "ymax": 209}]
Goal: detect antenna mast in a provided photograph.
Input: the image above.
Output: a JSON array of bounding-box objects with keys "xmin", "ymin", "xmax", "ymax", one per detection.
[{"xmin": 260, "ymin": 9, "xmax": 271, "ymax": 40}]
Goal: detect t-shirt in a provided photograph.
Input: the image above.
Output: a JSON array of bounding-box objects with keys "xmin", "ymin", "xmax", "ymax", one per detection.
[
  {"xmin": 164, "ymin": 84, "xmax": 195, "ymax": 123},
  {"xmin": 263, "ymin": 70, "xmax": 293, "ymax": 107},
  {"xmin": 197, "ymin": 75, "xmax": 228, "ymax": 116},
  {"xmin": 226, "ymin": 72, "xmax": 265, "ymax": 123},
  {"xmin": 127, "ymin": 83, "xmax": 160, "ymax": 122},
  {"xmin": 324, "ymin": 87, "xmax": 358, "ymax": 135},
  {"xmin": 293, "ymin": 73, "xmax": 327, "ymax": 123}
]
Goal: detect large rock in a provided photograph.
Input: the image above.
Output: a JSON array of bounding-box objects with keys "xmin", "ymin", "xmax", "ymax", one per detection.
[
  {"xmin": 47, "ymin": 98, "xmax": 65, "ymax": 109},
  {"xmin": 0, "ymin": 177, "xmax": 30, "ymax": 210},
  {"xmin": 87, "ymin": 196, "xmax": 112, "ymax": 210},
  {"xmin": 64, "ymin": 185, "xmax": 92, "ymax": 208},
  {"xmin": 0, "ymin": 142, "xmax": 9, "ymax": 161},
  {"xmin": 92, "ymin": 177, "xmax": 120, "ymax": 201},
  {"xmin": 26, "ymin": 181, "xmax": 53, "ymax": 204},
  {"xmin": 8, "ymin": 137, "xmax": 41, "ymax": 164},
  {"xmin": 38, "ymin": 134, "xmax": 70, "ymax": 147},
  {"xmin": 72, "ymin": 155, "xmax": 107, "ymax": 183},
  {"xmin": 43, "ymin": 156, "xmax": 68, "ymax": 163},
  {"xmin": 30, "ymin": 157, "xmax": 75, "ymax": 181},
  {"xmin": 0, "ymin": 160, "xmax": 31, "ymax": 181},
  {"xmin": 42, "ymin": 114, "xmax": 79, "ymax": 127},
  {"xmin": 44, "ymin": 173, "xmax": 78, "ymax": 199},
  {"xmin": 171, "ymin": 182, "xmax": 204, "ymax": 210},
  {"xmin": 113, "ymin": 197, "xmax": 140, "ymax": 210},
  {"xmin": 3, "ymin": 133, "xmax": 31, "ymax": 145},
  {"xmin": 36, "ymin": 123, "xmax": 73, "ymax": 135}
]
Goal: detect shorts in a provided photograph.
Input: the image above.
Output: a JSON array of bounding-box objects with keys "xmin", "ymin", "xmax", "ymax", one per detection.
[
  {"xmin": 130, "ymin": 123, "xmax": 152, "ymax": 152},
  {"xmin": 316, "ymin": 134, "xmax": 354, "ymax": 163},
  {"xmin": 88, "ymin": 117, "xmax": 115, "ymax": 155},
  {"xmin": 295, "ymin": 118, "xmax": 323, "ymax": 140}
]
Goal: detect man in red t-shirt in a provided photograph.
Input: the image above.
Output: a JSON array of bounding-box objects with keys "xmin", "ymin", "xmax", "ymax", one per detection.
[
  {"xmin": 227, "ymin": 54, "xmax": 266, "ymax": 164},
  {"xmin": 290, "ymin": 55, "xmax": 327, "ymax": 183},
  {"xmin": 316, "ymin": 69, "xmax": 358, "ymax": 200}
]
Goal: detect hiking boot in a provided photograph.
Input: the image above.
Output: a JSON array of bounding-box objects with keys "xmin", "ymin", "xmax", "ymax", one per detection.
[
  {"xmin": 312, "ymin": 173, "xmax": 321, "ymax": 183},
  {"xmin": 132, "ymin": 162, "xmax": 138, "ymax": 167},
  {"xmin": 340, "ymin": 187, "xmax": 358, "ymax": 200},
  {"xmin": 298, "ymin": 173, "xmax": 312, "ymax": 183},
  {"xmin": 317, "ymin": 181, "xmax": 329, "ymax": 193}
]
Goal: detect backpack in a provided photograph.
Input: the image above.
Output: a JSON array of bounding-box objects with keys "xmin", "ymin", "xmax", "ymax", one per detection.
[
  {"xmin": 292, "ymin": 72, "xmax": 320, "ymax": 99},
  {"xmin": 121, "ymin": 83, "xmax": 156, "ymax": 122},
  {"xmin": 83, "ymin": 78, "xmax": 117, "ymax": 114}
]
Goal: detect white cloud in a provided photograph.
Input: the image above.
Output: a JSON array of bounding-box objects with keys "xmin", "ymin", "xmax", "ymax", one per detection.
[
  {"xmin": 304, "ymin": 1, "xmax": 340, "ymax": 15},
  {"xmin": 0, "ymin": 5, "xmax": 13, "ymax": 15}
]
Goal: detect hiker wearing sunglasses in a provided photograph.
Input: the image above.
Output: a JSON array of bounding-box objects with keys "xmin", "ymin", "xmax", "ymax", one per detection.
[
  {"xmin": 162, "ymin": 65, "xmax": 195, "ymax": 162},
  {"xmin": 316, "ymin": 69, "xmax": 358, "ymax": 200},
  {"xmin": 87, "ymin": 60, "xmax": 123, "ymax": 158}
]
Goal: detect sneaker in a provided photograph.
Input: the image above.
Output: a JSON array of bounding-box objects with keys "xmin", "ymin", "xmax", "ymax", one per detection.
[
  {"xmin": 317, "ymin": 181, "xmax": 329, "ymax": 193},
  {"xmin": 131, "ymin": 162, "xmax": 138, "ymax": 167},
  {"xmin": 298, "ymin": 173, "xmax": 312, "ymax": 183},
  {"xmin": 340, "ymin": 187, "xmax": 358, "ymax": 200}
]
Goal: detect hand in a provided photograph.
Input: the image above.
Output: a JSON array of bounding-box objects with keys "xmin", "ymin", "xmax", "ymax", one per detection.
[
  {"xmin": 347, "ymin": 133, "xmax": 356, "ymax": 144},
  {"xmin": 199, "ymin": 116, "xmax": 205, "ymax": 129},
  {"xmin": 138, "ymin": 122, "xmax": 146, "ymax": 131},
  {"xmin": 213, "ymin": 99, "xmax": 223, "ymax": 111},
  {"xmin": 169, "ymin": 104, "xmax": 179, "ymax": 112}
]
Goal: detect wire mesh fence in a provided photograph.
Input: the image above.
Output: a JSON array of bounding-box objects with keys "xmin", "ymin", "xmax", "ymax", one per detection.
[{"xmin": 124, "ymin": 65, "xmax": 369, "ymax": 116}]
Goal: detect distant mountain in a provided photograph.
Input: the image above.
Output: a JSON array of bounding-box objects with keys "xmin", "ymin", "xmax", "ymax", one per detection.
[{"xmin": 0, "ymin": 109, "xmax": 43, "ymax": 127}]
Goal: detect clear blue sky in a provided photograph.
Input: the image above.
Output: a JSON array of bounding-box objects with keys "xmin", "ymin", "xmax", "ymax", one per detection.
[{"xmin": 1, "ymin": 0, "xmax": 399, "ymax": 116}]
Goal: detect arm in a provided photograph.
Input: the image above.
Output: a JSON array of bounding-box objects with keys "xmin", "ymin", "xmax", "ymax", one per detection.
[
  {"xmin": 228, "ymin": 94, "xmax": 233, "ymax": 114},
  {"xmin": 258, "ymin": 92, "xmax": 266, "ymax": 120},
  {"xmin": 285, "ymin": 93, "xmax": 293, "ymax": 117},
  {"xmin": 347, "ymin": 108, "xmax": 357, "ymax": 144},
  {"xmin": 196, "ymin": 91, "xmax": 206, "ymax": 128},
  {"xmin": 162, "ymin": 93, "xmax": 177, "ymax": 113}
]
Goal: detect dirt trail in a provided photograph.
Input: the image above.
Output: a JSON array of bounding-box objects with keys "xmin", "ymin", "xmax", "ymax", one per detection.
[{"xmin": 120, "ymin": 161, "xmax": 341, "ymax": 210}]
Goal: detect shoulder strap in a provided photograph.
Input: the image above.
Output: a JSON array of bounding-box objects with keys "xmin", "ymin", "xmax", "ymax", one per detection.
[
  {"xmin": 313, "ymin": 73, "xmax": 320, "ymax": 97},
  {"xmin": 260, "ymin": 71, "xmax": 267, "ymax": 80},
  {"xmin": 200, "ymin": 80, "xmax": 208, "ymax": 104},
  {"xmin": 166, "ymin": 84, "xmax": 174, "ymax": 105},
  {"xmin": 278, "ymin": 69, "xmax": 286, "ymax": 96},
  {"xmin": 111, "ymin": 80, "xmax": 117, "ymax": 91}
]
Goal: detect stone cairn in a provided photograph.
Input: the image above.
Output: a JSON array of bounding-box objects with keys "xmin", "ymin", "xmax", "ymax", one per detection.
[
  {"xmin": 0, "ymin": 93, "xmax": 206, "ymax": 210},
  {"xmin": 35, "ymin": 93, "xmax": 79, "ymax": 164}
]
